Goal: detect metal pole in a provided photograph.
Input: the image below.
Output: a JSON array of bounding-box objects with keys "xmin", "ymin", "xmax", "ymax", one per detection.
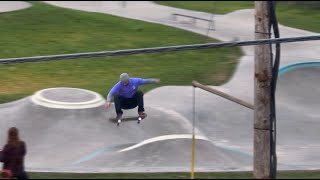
[{"xmin": 190, "ymin": 86, "xmax": 196, "ymax": 179}]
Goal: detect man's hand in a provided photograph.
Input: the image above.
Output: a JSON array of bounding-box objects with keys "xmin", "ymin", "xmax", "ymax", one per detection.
[
  {"xmin": 155, "ymin": 79, "xmax": 160, "ymax": 83},
  {"xmin": 104, "ymin": 102, "xmax": 112, "ymax": 109}
]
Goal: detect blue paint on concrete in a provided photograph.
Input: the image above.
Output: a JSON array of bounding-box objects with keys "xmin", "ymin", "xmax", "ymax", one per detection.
[{"xmin": 279, "ymin": 61, "xmax": 320, "ymax": 76}]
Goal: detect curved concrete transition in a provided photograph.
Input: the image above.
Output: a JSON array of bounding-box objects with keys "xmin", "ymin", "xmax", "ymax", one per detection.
[
  {"xmin": 0, "ymin": 1, "xmax": 320, "ymax": 173},
  {"xmin": 0, "ymin": 1, "xmax": 31, "ymax": 13}
]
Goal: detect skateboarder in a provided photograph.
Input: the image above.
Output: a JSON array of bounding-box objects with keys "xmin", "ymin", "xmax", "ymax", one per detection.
[{"xmin": 104, "ymin": 73, "xmax": 160, "ymax": 120}]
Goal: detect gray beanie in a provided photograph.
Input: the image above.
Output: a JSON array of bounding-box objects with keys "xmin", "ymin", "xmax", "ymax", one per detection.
[{"xmin": 120, "ymin": 73, "xmax": 129, "ymax": 83}]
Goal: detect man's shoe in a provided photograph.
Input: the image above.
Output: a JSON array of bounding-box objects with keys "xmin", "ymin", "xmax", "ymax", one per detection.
[
  {"xmin": 116, "ymin": 113, "xmax": 122, "ymax": 120},
  {"xmin": 138, "ymin": 112, "xmax": 146, "ymax": 118}
]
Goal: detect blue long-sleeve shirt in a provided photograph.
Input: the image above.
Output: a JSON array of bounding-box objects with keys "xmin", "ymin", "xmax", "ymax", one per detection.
[{"xmin": 106, "ymin": 78, "xmax": 158, "ymax": 102}]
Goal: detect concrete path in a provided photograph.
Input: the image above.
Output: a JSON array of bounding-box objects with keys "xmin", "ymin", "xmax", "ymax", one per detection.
[
  {"xmin": 0, "ymin": 1, "xmax": 320, "ymax": 173},
  {"xmin": 0, "ymin": 1, "xmax": 31, "ymax": 13}
]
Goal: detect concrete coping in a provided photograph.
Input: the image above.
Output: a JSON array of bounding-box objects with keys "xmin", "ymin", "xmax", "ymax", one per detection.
[{"xmin": 31, "ymin": 87, "xmax": 106, "ymax": 109}]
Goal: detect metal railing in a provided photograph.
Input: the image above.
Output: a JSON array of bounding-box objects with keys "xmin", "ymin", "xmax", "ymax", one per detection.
[
  {"xmin": 172, "ymin": 13, "xmax": 212, "ymax": 22},
  {"xmin": 192, "ymin": 81, "xmax": 254, "ymax": 110}
]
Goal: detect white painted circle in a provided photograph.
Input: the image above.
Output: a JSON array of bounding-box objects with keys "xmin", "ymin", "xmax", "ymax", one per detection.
[{"xmin": 31, "ymin": 87, "xmax": 106, "ymax": 109}]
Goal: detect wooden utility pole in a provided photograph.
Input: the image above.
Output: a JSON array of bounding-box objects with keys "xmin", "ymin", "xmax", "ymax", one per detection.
[{"xmin": 254, "ymin": 1, "xmax": 272, "ymax": 179}]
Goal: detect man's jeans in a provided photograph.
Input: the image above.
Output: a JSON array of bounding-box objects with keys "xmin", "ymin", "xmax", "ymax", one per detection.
[{"xmin": 114, "ymin": 90, "xmax": 144, "ymax": 115}]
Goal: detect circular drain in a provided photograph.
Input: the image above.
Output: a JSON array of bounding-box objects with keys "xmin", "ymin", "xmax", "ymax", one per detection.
[{"xmin": 31, "ymin": 88, "xmax": 106, "ymax": 109}]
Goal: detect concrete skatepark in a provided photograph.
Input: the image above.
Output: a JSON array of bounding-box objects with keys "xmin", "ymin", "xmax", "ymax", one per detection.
[{"xmin": 0, "ymin": 1, "xmax": 320, "ymax": 173}]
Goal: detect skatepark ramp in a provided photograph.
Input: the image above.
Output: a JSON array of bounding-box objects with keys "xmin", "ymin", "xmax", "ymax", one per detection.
[
  {"xmin": 1, "ymin": 65, "xmax": 320, "ymax": 172},
  {"xmin": 0, "ymin": 87, "xmax": 252, "ymax": 172}
]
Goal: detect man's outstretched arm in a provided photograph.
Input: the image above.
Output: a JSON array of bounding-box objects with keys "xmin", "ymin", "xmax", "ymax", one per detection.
[{"xmin": 139, "ymin": 78, "xmax": 160, "ymax": 85}]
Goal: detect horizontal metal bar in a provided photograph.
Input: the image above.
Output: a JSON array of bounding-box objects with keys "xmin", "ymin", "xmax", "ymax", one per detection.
[
  {"xmin": 172, "ymin": 13, "xmax": 212, "ymax": 22},
  {"xmin": 192, "ymin": 81, "xmax": 254, "ymax": 110}
]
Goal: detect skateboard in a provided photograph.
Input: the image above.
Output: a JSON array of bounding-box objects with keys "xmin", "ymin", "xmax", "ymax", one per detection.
[{"xmin": 109, "ymin": 113, "xmax": 147, "ymax": 126}]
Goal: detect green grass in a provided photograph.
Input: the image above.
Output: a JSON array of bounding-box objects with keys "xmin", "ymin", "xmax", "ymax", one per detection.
[
  {"xmin": 155, "ymin": 1, "xmax": 320, "ymax": 33},
  {"xmin": 28, "ymin": 170, "xmax": 320, "ymax": 179},
  {"xmin": 276, "ymin": 2, "xmax": 320, "ymax": 33},
  {"xmin": 0, "ymin": 2, "xmax": 241, "ymax": 103}
]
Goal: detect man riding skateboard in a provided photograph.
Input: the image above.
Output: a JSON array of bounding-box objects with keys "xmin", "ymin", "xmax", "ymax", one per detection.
[{"xmin": 104, "ymin": 73, "xmax": 160, "ymax": 121}]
